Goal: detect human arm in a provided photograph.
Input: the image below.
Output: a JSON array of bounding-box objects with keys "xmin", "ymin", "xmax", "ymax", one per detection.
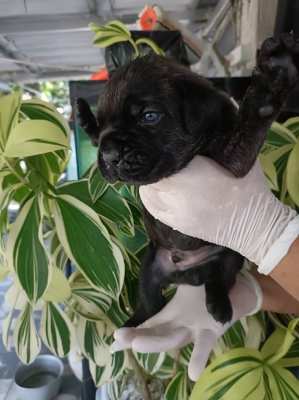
[
  {"xmin": 269, "ymin": 237, "xmax": 299, "ymax": 305},
  {"xmin": 247, "ymin": 266, "xmax": 299, "ymax": 314}
]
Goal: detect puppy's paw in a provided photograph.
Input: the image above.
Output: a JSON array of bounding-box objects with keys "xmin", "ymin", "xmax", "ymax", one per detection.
[
  {"xmin": 257, "ymin": 33, "xmax": 299, "ymax": 88},
  {"xmin": 206, "ymin": 296, "xmax": 233, "ymax": 324}
]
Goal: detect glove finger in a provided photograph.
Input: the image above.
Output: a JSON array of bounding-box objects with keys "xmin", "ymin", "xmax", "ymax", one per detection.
[
  {"xmin": 111, "ymin": 328, "xmax": 137, "ymax": 352},
  {"xmin": 188, "ymin": 329, "xmax": 218, "ymax": 382},
  {"xmin": 132, "ymin": 325, "xmax": 191, "ymax": 353}
]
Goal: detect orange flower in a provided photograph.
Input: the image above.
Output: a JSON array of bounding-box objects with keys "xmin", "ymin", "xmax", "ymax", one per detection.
[
  {"xmin": 90, "ymin": 68, "xmax": 109, "ymax": 80},
  {"xmin": 138, "ymin": 5, "xmax": 158, "ymax": 30}
]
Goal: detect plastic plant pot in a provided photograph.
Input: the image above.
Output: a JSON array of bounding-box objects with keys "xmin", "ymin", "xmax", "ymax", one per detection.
[{"xmin": 14, "ymin": 354, "xmax": 64, "ymax": 400}]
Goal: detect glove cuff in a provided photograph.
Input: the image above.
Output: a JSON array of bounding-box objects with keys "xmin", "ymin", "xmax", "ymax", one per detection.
[
  {"xmin": 241, "ymin": 270, "xmax": 263, "ymax": 315},
  {"xmin": 258, "ymin": 214, "xmax": 299, "ymax": 275}
]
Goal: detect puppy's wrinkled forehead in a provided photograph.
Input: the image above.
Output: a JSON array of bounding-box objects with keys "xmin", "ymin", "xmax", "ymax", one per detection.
[{"xmin": 98, "ymin": 55, "xmax": 186, "ymax": 121}]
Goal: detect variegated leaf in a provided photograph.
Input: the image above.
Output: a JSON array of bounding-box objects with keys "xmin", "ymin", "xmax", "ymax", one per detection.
[
  {"xmin": 135, "ymin": 351, "xmax": 166, "ymax": 375},
  {"xmin": 14, "ymin": 303, "xmax": 41, "ymax": 364},
  {"xmin": 106, "ymin": 299, "xmax": 129, "ymax": 328},
  {"xmin": 287, "ymin": 140, "xmax": 299, "ymax": 206},
  {"xmin": 5, "ymin": 281, "xmax": 28, "ymax": 311},
  {"xmin": 0, "ymin": 90, "xmax": 21, "ymax": 148},
  {"xmin": 106, "ymin": 375, "xmax": 127, "ymax": 400},
  {"xmin": 7, "ymin": 197, "xmax": 50, "ymax": 302},
  {"xmin": 154, "ymin": 353, "xmax": 176, "ymax": 380},
  {"xmin": 43, "ymin": 267, "xmax": 71, "ymax": 302},
  {"xmin": 4, "ymin": 120, "xmax": 69, "ymax": 158},
  {"xmin": 40, "ymin": 302, "xmax": 73, "ymax": 357},
  {"xmin": 20, "ymin": 98, "xmax": 70, "ymax": 138},
  {"xmin": 52, "ymin": 194, "xmax": 125, "ymax": 299},
  {"xmin": 70, "ymin": 272, "xmax": 112, "ymax": 320},
  {"xmin": 165, "ymin": 370, "xmax": 189, "ymax": 400},
  {"xmin": 57, "ymin": 180, "xmax": 135, "ymax": 236},
  {"xmin": 88, "ymin": 163, "xmax": 108, "ymax": 202},
  {"xmin": 89, "ymin": 350, "xmax": 126, "ymax": 387},
  {"xmin": 76, "ymin": 317, "xmax": 114, "ymax": 366},
  {"xmin": 179, "ymin": 344, "xmax": 193, "ymax": 367}
]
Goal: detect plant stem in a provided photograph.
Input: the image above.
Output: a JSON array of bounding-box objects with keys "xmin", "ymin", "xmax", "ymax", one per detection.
[{"xmin": 127, "ymin": 350, "xmax": 152, "ymax": 400}]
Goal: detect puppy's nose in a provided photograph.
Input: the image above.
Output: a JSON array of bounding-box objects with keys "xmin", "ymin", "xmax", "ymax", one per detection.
[{"xmin": 101, "ymin": 139, "xmax": 121, "ymax": 164}]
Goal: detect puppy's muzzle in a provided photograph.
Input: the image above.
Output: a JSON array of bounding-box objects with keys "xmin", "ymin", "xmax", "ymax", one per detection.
[
  {"xmin": 101, "ymin": 138, "xmax": 121, "ymax": 165},
  {"xmin": 100, "ymin": 132, "xmax": 149, "ymax": 180}
]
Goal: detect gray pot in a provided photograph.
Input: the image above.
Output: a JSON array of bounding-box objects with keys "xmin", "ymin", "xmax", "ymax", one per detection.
[{"xmin": 14, "ymin": 354, "xmax": 64, "ymax": 400}]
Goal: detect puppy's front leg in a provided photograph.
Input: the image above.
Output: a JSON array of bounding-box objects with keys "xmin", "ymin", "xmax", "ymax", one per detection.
[
  {"xmin": 222, "ymin": 33, "xmax": 299, "ymax": 177},
  {"xmin": 124, "ymin": 243, "xmax": 168, "ymax": 327}
]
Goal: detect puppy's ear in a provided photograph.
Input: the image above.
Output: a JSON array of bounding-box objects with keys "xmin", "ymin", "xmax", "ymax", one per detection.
[
  {"xmin": 175, "ymin": 75, "xmax": 237, "ymax": 143},
  {"xmin": 76, "ymin": 98, "xmax": 99, "ymax": 146}
]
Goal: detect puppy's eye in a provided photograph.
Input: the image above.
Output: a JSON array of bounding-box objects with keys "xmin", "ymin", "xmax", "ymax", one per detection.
[{"xmin": 140, "ymin": 111, "xmax": 162, "ymax": 124}]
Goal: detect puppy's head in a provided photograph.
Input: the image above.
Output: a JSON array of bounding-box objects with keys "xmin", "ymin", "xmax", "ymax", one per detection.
[{"xmin": 78, "ymin": 54, "xmax": 237, "ymax": 184}]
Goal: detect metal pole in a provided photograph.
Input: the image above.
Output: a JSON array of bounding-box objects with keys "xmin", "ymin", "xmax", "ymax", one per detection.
[{"xmin": 81, "ymin": 358, "xmax": 97, "ymax": 400}]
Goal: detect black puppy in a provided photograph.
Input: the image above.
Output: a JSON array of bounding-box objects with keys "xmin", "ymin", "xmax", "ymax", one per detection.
[{"xmin": 78, "ymin": 34, "xmax": 299, "ymax": 325}]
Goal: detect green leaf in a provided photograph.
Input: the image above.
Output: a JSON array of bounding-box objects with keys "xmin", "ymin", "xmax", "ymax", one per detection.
[
  {"xmin": 278, "ymin": 339, "xmax": 299, "ymax": 368},
  {"xmin": 117, "ymin": 226, "xmax": 148, "ymax": 255},
  {"xmin": 70, "ymin": 272, "xmax": 112, "ymax": 319},
  {"xmin": 106, "ymin": 376, "xmax": 126, "ymax": 400},
  {"xmin": 135, "ymin": 37, "xmax": 165, "ymax": 55},
  {"xmin": 244, "ymin": 315, "xmax": 265, "ymax": 350},
  {"xmin": 261, "ymin": 319, "xmax": 299, "ymax": 364},
  {"xmin": 179, "ymin": 343, "xmax": 193, "ymax": 367},
  {"xmin": 266, "ymin": 366, "xmax": 299, "ymax": 399},
  {"xmin": 20, "ymin": 98, "xmax": 70, "ymax": 138},
  {"xmin": 93, "ymin": 35, "xmax": 129, "ymax": 48},
  {"xmin": 107, "ymin": 20, "xmax": 131, "ymax": 36},
  {"xmin": 4, "ymin": 119, "xmax": 69, "ymax": 157},
  {"xmin": 7, "ymin": 197, "xmax": 49, "ymax": 302},
  {"xmin": 154, "ymin": 353, "xmax": 176, "ymax": 379},
  {"xmin": 287, "ymin": 140, "xmax": 299, "ymax": 206},
  {"xmin": 259, "ymin": 154, "xmax": 279, "ymax": 191},
  {"xmin": 52, "ymin": 194, "xmax": 125, "ymax": 299},
  {"xmin": 77, "ymin": 318, "xmax": 114, "ymax": 365},
  {"xmin": 0, "ymin": 90, "xmax": 22, "ymax": 148},
  {"xmin": 165, "ymin": 370, "xmax": 189, "ymax": 400},
  {"xmin": 284, "ymin": 117, "xmax": 299, "ymax": 136},
  {"xmin": 42, "ymin": 267, "xmax": 71, "ymax": 302},
  {"xmin": 40, "ymin": 302, "xmax": 73, "ymax": 357},
  {"xmin": 26, "ymin": 154, "xmax": 63, "ymax": 186},
  {"xmin": 58, "ymin": 180, "xmax": 134, "ymax": 237},
  {"xmin": 13, "ymin": 303, "xmax": 41, "ymax": 364},
  {"xmin": 106, "ymin": 298, "xmax": 129, "ymax": 328},
  {"xmin": 88, "ymin": 163, "xmax": 108, "ymax": 202},
  {"xmin": 270, "ymin": 122, "xmax": 297, "ymax": 144},
  {"xmin": 222, "ymin": 320, "xmax": 246, "ymax": 349},
  {"xmin": 89, "ymin": 350, "xmax": 126, "ymax": 387},
  {"xmin": 96, "ymin": 186, "xmax": 135, "ymax": 236},
  {"xmin": 264, "ymin": 144, "xmax": 293, "ymax": 164},
  {"xmin": 135, "ymin": 351, "xmax": 166, "ymax": 375},
  {"xmin": 190, "ymin": 348, "xmax": 262, "ymax": 400}
]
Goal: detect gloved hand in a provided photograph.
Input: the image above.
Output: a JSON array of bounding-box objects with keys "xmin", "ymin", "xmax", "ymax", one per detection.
[
  {"xmin": 140, "ymin": 156, "xmax": 299, "ymax": 275},
  {"xmin": 111, "ymin": 272, "xmax": 263, "ymax": 381}
]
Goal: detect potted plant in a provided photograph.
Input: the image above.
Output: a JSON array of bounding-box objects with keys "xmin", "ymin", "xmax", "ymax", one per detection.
[{"xmin": 1, "ymin": 48, "xmax": 299, "ymax": 400}]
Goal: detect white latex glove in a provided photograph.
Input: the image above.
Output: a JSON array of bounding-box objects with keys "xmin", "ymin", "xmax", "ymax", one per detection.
[
  {"xmin": 111, "ymin": 272, "xmax": 262, "ymax": 381},
  {"xmin": 140, "ymin": 156, "xmax": 299, "ymax": 275}
]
